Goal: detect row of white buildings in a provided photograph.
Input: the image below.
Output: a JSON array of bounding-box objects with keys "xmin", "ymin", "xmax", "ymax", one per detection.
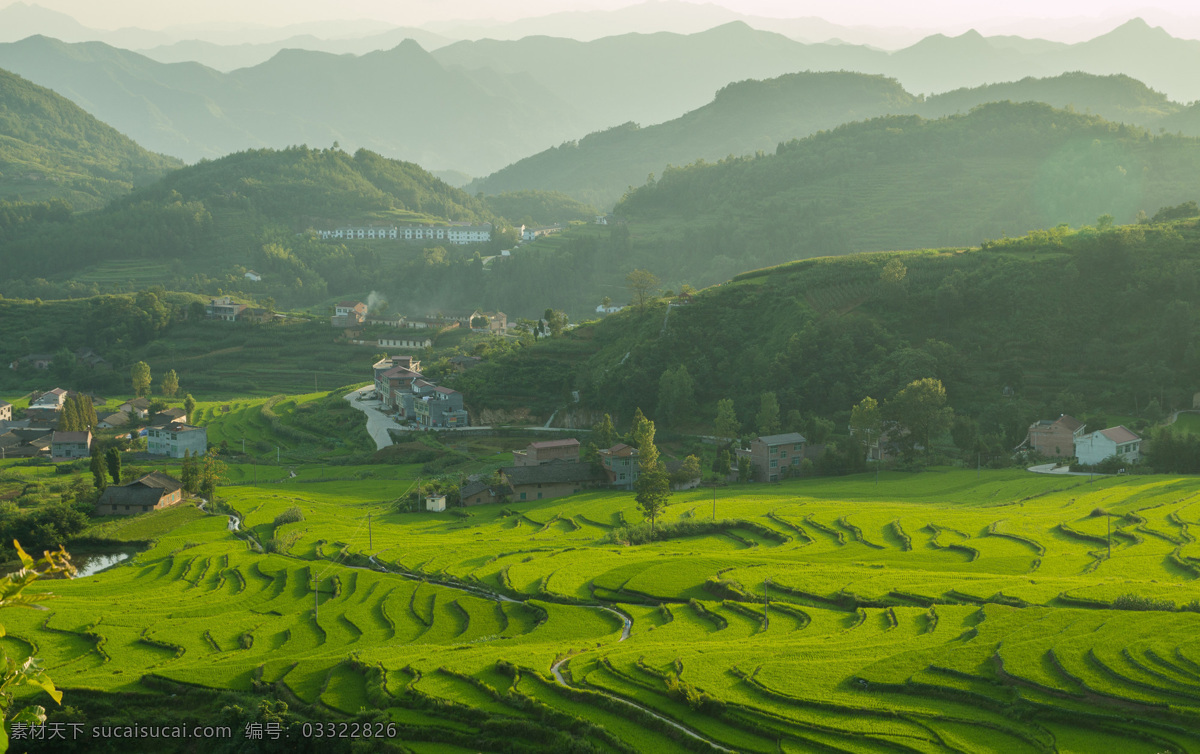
[{"xmin": 318, "ymin": 223, "xmax": 492, "ymax": 244}]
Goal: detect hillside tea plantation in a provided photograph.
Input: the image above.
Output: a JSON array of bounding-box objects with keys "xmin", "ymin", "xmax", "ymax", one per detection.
[{"xmin": 7, "ymin": 465, "xmax": 1200, "ymax": 752}]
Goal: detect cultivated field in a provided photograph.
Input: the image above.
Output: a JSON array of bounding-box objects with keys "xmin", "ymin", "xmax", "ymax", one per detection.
[{"xmin": 8, "ymin": 466, "xmax": 1200, "ymax": 752}]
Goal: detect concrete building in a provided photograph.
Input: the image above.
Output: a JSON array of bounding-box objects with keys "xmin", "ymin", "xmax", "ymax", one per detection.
[
  {"xmin": 51, "ymin": 430, "xmax": 91, "ymax": 460},
  {"xmin": 599, "ymin": 443, "xmax": 639, "ymax": 489},
  {"xmin": 1075, "ymin": 426, "xmax": 1142, "ymax": 466},
  {"xmin": 413, "ymin": 386, "xmax": 469, "ymax": 428},
  {"xmin": 147, "ymin": 423, "xmax": 208, "ymax": 459},
  {"xmin": 332, "ymin": 301, "xmax": 368, "ymax": 328},
  {"xmin": 513, "ymin": 438, "xmax": 580, "ymax": 467},
  {"xmin": 425, "ymin": 494, "xmax": 446, "ymax": 512},
  {"xmin": 319, "ymin": 224, "xmax": 492, "ymax": 245},
  {"xmin": 1027, "ymin": 415, "xmax": 1086, "ymax": 459},
  {"xmin": 750, "ymin": 432, "xmax": 807, "ymax": 482},
  {"xmin": 207, "ymin": 296, "xmax": 246, "ymax": 321},
  {"xmin": 0, "ymin": 400, "xmax": 11, "ymax": 422},
  {"xmin": 97, "ymin": 472, "xmax": 184, "ymax": 516}
]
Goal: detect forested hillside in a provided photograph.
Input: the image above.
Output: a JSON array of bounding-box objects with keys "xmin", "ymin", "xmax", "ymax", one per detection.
[
  {"xmin": 471, "ymin": 71, "xmax": 1200, "ymax": 210},
  {"xmin": 454, "ymin": 211, "xmax": 1200, "ymax": 452},
  {"xmin": 0, "ymin": 66, "xmax": 180, "ymax": 209},
  {"xmin": 612, "ymin": 102, "xmax": 1200, "ymax": 285},
  {"xmin": 0, "ymin": 146, "xmax": 505, "ymax": 307}
]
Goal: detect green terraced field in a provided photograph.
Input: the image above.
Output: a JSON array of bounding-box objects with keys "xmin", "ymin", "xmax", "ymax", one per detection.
[{"xmin": 8, "ymin": 464, "xmax": 1200, "ymax": 752}]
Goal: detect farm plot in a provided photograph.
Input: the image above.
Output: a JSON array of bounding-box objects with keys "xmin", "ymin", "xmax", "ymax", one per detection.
[{"xmin": 6, "ymin": 469, "xmax": 1200, "ymax": 751}]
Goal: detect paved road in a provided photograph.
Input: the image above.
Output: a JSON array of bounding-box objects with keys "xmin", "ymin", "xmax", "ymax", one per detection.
[
  {"xmin": 1027, "ymin": 463, "xmax": 1109, "ymax": 477},
  {"xmin": 343, "ymin": 387, "xmax": 401, "ymax": 450}
]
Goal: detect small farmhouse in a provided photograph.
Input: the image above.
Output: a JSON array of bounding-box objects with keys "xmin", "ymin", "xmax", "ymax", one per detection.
[
  {"xmin": 0, "ymin": 400, "xmax": 10, "ymax": 422},
  {"xmin": 599, "ymin": 443, "xmax": 639, "ymax": 489},
  {"xmin": 97, "ymin": 472, "xmax": 183, "ymax": 516},
  {"xmin": 500, "ymin": 461, "xmax": 605, "ymax": 503},
  {"xmin": 1075, "ymin": 426, "xmax": 1141, "ymax": 466},
  {"xmin": 51, "ymin": 430, "xmax": 91, "ymax": 460},
  {"xmin": 1027, "ymin": 415, "xmax": 1086, "ymax": 458},
  {"xmin": 750, "ymin": 433, "xmax": 807, "ymax": 482},
  {"xmin": 332, "ymin": 301, "xmax": 368, "ymax": 328},
  {"xmin": 513, "ymin": 438, "xmax": 580, "ymax": 467}
]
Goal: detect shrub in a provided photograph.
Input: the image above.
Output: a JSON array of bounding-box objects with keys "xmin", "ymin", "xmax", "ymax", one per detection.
[
  {"xmin": 1110, "ymin": 593, "xmax": 1176, "ymax": 612},
  {"xmin": 273, "ymin": 506, "xmax": 304, "ymax": 527}
]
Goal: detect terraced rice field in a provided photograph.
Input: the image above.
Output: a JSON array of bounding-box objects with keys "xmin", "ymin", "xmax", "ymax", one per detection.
[{"xmin": 10, "ymin": 467, "xmax": 1200, "ymax": 751}]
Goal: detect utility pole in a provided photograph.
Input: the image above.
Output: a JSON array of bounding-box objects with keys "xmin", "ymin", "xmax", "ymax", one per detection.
[
  {"xmin": 314, "ymin": 575, "xmax": 319, "ymax": 618},
  {"xmin": 242, "ymin": 437, "xmax": 245, "ymax": 454},
  {"xmin": 712, "ymin": 485, "xmax": 716, "ymax": 522},
  {"xmin": 1107, "ymin": 513, "xmax": 1112, "ymax": 559},
  {"xmin": 763, "ymin": 578, "xmax": 770, "ymax": 630},
  {"xmin": 277, "ymin": 446, "xmax": 280, "ymax": 463},
  {"xmin": 368, "ymin": 513, "xmax": 373, "ymax": 551}
]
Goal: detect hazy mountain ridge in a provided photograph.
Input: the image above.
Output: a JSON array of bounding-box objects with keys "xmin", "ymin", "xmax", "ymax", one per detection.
[
  {"xmin": 470, "ymin": 71, "xmax": 1196, "ymax": 209},
  {"xmin": 0, "ymin": 36, "xmax": 584, "ymax": 174},
  {"xmin": 0, "ymin": 66, "xmax": 181, "ymax": 209}
]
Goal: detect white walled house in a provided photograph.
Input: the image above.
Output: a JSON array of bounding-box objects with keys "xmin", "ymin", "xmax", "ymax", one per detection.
[
  {"xmin": 319, "ymin": 223, "xmax": 491, "ymax": 245},
  {"xmin": 1074, "ymin": 426, "xmax": 1142, "ymax": 466},
  {"xmin": 147, "ymin": 424, "xmax": 208, "ymax": 459}
]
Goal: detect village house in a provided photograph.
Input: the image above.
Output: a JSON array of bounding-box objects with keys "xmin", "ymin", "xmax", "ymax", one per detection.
[
  {"xmin": 120, "ymin": 397, "xmax": 151, "ymax": 419},
  {"xmin": 460, "ymin": 477, "xmax": 513, "ymax": 506},
  {"xmin": 513, "ymin": 438, "xmax": 580, "ymax": 467},
  {"xmin": 376, "ymin": 336, "xmax": 432, "ymax": 350},
  {"xmin": 521, "ymin": 225, "xmax": 563, "ymax": 242},
  {"xmin": 403, "ymin": 317, "xmax": 460, "ymax": 332},
  {"xmin": 244, "ymin": 270, "xmax": 262, "ymax": 282},
  {"xmin": 74, "ymin": 348, "xmax": 110, "ymax": 370},
  {"xmin": 750, "ymin": 432, "xmax": 807, "ymax": 482},
  {"xmin": 0, "ymin": 400, "xmax": 10, "ymax": 422},
  {"xmin": 500, "ymin": 460, "xmax": 606, "ymax": 503},
  {"xmin": 207, "ymin": 296, "xmax": 247, "ymax": 322},
  {"xmin": 332, "ymin": 301, "xmax": 368, "ymax": 328},
  {"xmin": 152, "ymin": 408, "xmax": 188, "ymax": 425},
  {"xmin": 96, "ymin": 410, "xmax": 130, "ymax": 429},
  {"xmin": 599, "ymin": 443, "xmax": 639, "ymax": 489},
  {"xmin": 147, "ymin": 423, "xmax": 208, "ymax": 458},
  {"xmin": 25, "ymin": 388, "xmax": 67, "ymax": 422},
  {"xmin": 413, "ymin": 386, "xmax": 469, "ymax": 428},
  {"xmin": 51, "ymin": 430, "xmax": 91, "ymax": 460},
  {"xmin": 375, "ymin": 365, "xmax": 422, "ymax": 411},
  {"xmin": 2, "ymin": 429, "xmax": 52, "ymax": 458},
  {"xmin": 425, "ymin": 494, "xmax": 447, "ymax": 512},
  {"xmin": 1026, "ymin": 415, "xmax": 1086, "ymax": 458},
  {"xmin": 1075, "ymin": 426, "xmax": 1142, "ymax": 466},
  {"xmin": 96, "ymin": 472, "xmax": 183, "ymax": 516},
  {"xmin": 9, "ymin": 353, "xmax": 55, "ymax": 370}
]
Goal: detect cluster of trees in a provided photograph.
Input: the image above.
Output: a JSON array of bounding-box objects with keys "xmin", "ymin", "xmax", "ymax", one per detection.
[{"xmin": 55, "ymin": 394, "xmax": 97, "ymax": 432}]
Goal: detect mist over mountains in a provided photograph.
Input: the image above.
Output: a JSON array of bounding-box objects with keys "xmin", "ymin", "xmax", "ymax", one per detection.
[{"xmin": 4, "ymin": 15, "xmax": 1200, "ymax": 178}]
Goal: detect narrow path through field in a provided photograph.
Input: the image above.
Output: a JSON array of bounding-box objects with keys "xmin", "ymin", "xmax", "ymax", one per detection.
[
  {"xmin": 343, "ymin": 386, "xmax": 400, "ymax": 450},
  {"xmin": 550, "ymin": 656, "xmax": 734, "ymax": 753}
]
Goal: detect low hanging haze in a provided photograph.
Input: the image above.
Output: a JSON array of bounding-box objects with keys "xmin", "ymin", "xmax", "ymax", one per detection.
[{"xmin": 16, "ymin": 0, "xmax": 1200, "ymax": 42}]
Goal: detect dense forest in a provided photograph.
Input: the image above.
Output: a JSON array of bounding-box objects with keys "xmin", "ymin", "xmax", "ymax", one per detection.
[
  {"xmin": 452, "ymin": 210, "xmax": 1200, "ymax": 461},
  {"xmin": 0, "ymin": 67, "xmax": 180, "ymax": 210}
]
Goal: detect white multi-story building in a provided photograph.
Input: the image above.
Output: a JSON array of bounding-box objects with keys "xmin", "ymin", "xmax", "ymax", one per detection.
[
  {"xmin": 147, "ymin": 424, "xmax": 208, "ymax": 459},
  {"xmin": 319, "ymin": 223, "xmax": 491, "ymax": 245},
  {"xmin": 1074, "ymin": 426, "xmax": 1141, "ymax": 466}
]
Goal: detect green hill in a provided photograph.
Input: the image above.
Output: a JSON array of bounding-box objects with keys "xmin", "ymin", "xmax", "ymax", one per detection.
[
  {"xmin": 0, "ymin": 146, "xmax": 504, "ymax": 307},
  {"xmin": 0, "ymin": 66, "xmax": 180, "ymax": 210},
  {"xmin": 612, "ymin": 102, "xmax": 1200, "ymax": 284},
  {"xmin": 469, "ymin": 71, "xmax": 917, "ymax": 208},
  {"xmin": 471, "ymin": 72, "xmax": 1197, "ymax": 211},
  {"xmin": 453, "ymin": 211, "xmax": 1200, "ymax": 450}
]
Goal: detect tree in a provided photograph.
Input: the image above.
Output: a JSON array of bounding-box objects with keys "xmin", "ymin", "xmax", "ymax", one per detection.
[
  {"xmin": 183, "ymin": 394, "xmax": 196, "ymax": 421},
  {"xmin": 180, "ymin": 450, "xmax": 199, "ymax": 494},
  {"xmin": 57, "ymin": 397, "xmax": 80, "ymax": 432},
  {"xmin": 714, "ymin": 399, "xmax": 739, "ymax": 442},
  {"xmin": 105, "ymin": 448, "xmax": 121, "ymax": 485},
  {"xmin": 633, "ymin": 418, "xmax": 670, "ymax": 537},
  {"xmin": 160, "ymin": 369, "xmax": 179, "ymax": 398},
  {"xmin": 657, "ymin": 365, "xmax": 696, "ymax": 428},
  {"xmin": 849, "ymin": 396, "xmax": 883, "ymax": 456},
  {"xmin": 200, "ymin": 449, "xmax": 227, "ymax": 499},
  {"xmin": 713, "ymin": 449, "xmax": 732, "ymax": 477},
  {"xmin": 756, "ymin": 392, "xmax": 781, "ymax": 436},
  {"xmin": 671, "ymin": 455, "xmax": 701, "ymax": 488},
  {"xmin": 542, "ymin": 309, "xmax": 568, "ymax": 337},
  {"xmin": 89, "ymin": 451, "xmax": 107, "ymax": 492},
  {"xmin": 887, "ymin": 378, "xmax": 954, "ymax": 459},
  {"xmin": 626, "ymin": 269, "xmax": 660, "ymax": 310},
  {"xmin": 130, "ymin": 361, "xmax": 151, "ymax": 397},
  {"xmin": 628, "ymin": 407, "xmax": 654, "ymax": 452},
  {"xmin": 593, "ymin": 414, "xmax": 617, "ymax": 450},
  {"xmin": 0, "ymin": 542, "xmax": 73, "ymax": 735},
  {"xmin": 81, "ymin": 396, "xmax": 96, "ymax": 429}
]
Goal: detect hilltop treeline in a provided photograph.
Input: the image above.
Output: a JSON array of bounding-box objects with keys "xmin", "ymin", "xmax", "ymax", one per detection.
[{"xmin": 454, "ymin": 211, "xmax": 1200, "ymax": 454}]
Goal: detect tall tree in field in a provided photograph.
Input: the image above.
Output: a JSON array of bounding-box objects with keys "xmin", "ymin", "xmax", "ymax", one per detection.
[
  {"xmin": 626, "ymin": 269, "xmax": 660, "ymax": 311},
  {"xmin": 183, "ymin": 394, "xmax": 196, "ymax": 421},
  {"xmin": 81, "ymin": 396, "xmax": 97, "ymax": 429},
  {"xmin": 89, "ymin": 449, "xmax": 107, "ymax": 492},
  {"xmin": 633, "ymin": 417, "xmax": 670, "ymax": 538},
  {"xmin": 628, "ymin": 407, "xmax": 653, "ymax": 452},
  {"xmin": 160, "ymin": 369, "xmax": 179, "ymax": 398},
  {"xmin": 180, "ymin": 450, "xmax": 198, "ymax": 494},
  {"xmin": 131, "ymin": 361, "xmax": 151, "ymax": 398},
  {"xmin": 849, "ymin": 396, "xmax": 882, "ymax": 455},
  {"xmin": 756, "ymin": 392, "xmax": 781, "ymax": 436},
  {"xmin": 105, "ymin": 448, "xmax": 121, "ymax": 485},
  {"xmin": 200, "ymin": 449, "xmax": 227, "ymax": 499},
  {"xmin": 714, "ymin": 398, "xmax": 739, "ymax": 442},
  {"xmin": 57, "ymin": 398, "xmax": 80, "ymax": 432},
  {"xmin": 888, "ymin": 378, "xmax": 953, "ymax": 459}
]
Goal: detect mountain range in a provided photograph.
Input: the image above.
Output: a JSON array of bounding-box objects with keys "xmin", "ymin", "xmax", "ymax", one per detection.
[{"xmin": 470, "ymin": 70, "xmax": 1200, "ymax": 209}]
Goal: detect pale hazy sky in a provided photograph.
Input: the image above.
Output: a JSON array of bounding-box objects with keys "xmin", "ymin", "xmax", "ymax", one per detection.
[{"xmin": 21, "ymin": 0, "xmax": 1200, "ymax": 30}]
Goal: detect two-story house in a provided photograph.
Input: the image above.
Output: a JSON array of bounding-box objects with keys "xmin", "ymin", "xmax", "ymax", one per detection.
[
  {"xmin": 207, "ymin": 296, "xmax": 247, "ymax": 321},
  {"xmin": 147, "ymin": 423, "xmax": 208, "ymax": 458},
  {"xmin": 513, "ymin": 438, "xmax": 580, "ymax": 466},
  {"xmin": 599, "ymin": 443, "xmax": 639, "ymax": 489},
  {"xmin": 750, "ymin": 432, "xmax": 807, "ymax": 482},
  {"xmin": 331, "ymin": 301, "xmax": 368, "ymax": 328},
  {"xmin": 1027, "ymin": 415, "xmax": 1086, "ymax": 458},
  {"xmin": 413, "ymin": 386, "xmax": 469, "ymax": 428},
  {"xmin": 51, "ymin": 430, "xmax": 91, "ymax": 460}
]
